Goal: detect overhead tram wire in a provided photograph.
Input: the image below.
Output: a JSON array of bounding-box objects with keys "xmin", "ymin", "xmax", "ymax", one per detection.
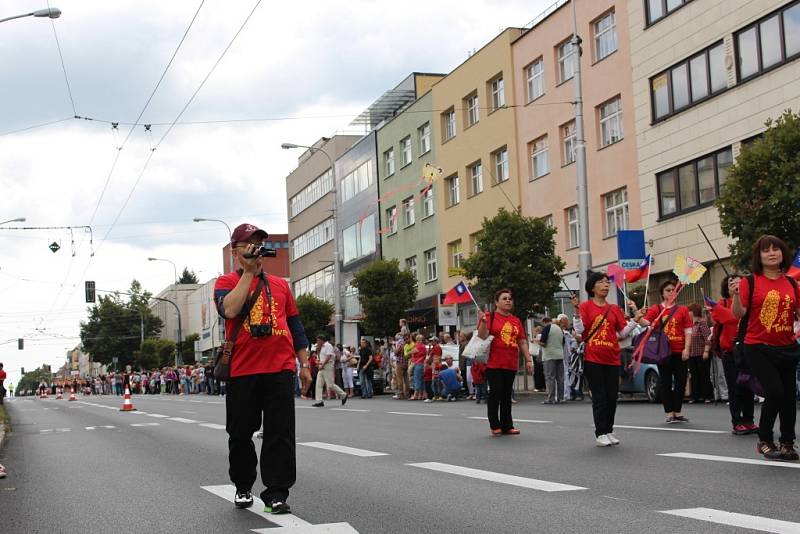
[
  {"xmin": 0, "ymin": 116, "xmax": 74, "ymax": 137},
  {"xmin": 46, "ymin": 0, "xmax": 76, "ymax": 116}
]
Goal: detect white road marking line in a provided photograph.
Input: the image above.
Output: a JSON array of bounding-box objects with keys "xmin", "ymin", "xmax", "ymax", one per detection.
[
  {"xmin": 85, "ymin": 425, "xmax": 116, "ymax": 430},
  {"xmin": 408, "ymin": 462, "xmax": 586, "ymax": 492},
  {"xmin": 660, "ymin": 507, "xmax": 800, "ymax": 533},
  {"xmin": 179, "ymin": 410, "xmax": 197, "ymax": 414},
  {"xmin": 145, "ymin": 414, "xmax": 169, "ymax": 418},
  {"xmin": 331, "ymin": 408, "xmax": 370, "ymax": 413},
  {"xmin": 298, "ymin": 442, "xmax": 389, "ymax": 457},
  {"xmin": 207, "ymin": 401, "xmax": 224, "ymax": 404},
  {"xmin": 387, "ymin": 412, "xmax": 442, "ymax": 417},
  {"xmin": 201, "ymin": 484, "xmax": 311, "ymax": 528},
  {"xmin": 199, "ymin": 423, "xmax": 226, "ymax": 430},
  {"xmin": 55, "ymin": 428, "xmax": 70, "ymax": 432},
  {"xmin": 168, "ymin": 417, "xmax": 202, "ymax": 424},
  {"xmin": 131, "ymin": 422, "xmax": 161, "ymax": 427},
  {"xmin": 40, "ymin": 429, "xmax": 53, "ymax": 433},
  {"xmin": 658, "ymin": 452, "xmax": 800, "ymax": 469},
  {"xmin": 467, "ymin": 416, "xmax": 552, "ymax": 424},
  {"xmin": 295, "ymin": 406, "xmax": 314, "ymax": 409},
  {"xmin": 251, "ymin": 523, "xmax": 359, "ymax": 533},
  {"xmin": 616, "ymin": 425, "xmax": 726, "ymax": 434}
]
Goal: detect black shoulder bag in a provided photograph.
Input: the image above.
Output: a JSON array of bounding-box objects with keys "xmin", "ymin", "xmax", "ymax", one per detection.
[{"xmin": 214, "ymin": 274, "xmax": 266, "ymax": 381}]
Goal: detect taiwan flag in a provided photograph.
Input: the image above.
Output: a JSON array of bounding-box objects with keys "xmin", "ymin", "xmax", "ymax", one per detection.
[
  {"xmin": 624, "ymin": 255, "xmax": 651, "ymax": 283},
  {"xmin": 443, "ymin": 281, "xmax": 473, "ymax": 305},
  {"xmin": 788, "ymin": 249, "xmax": 800, "ymax": 280}
]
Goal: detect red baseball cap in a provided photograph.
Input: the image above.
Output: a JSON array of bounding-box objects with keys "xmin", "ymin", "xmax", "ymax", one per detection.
[{"xmin": 231, "ymin": 223, "xmax": 268, "ymax": 245}]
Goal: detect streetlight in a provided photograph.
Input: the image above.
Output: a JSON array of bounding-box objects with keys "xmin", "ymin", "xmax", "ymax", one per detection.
[
  {"xmin": 193, "ymin": 217, "xmax": 234, "ymax": 272},
  {"xmin": 1, "ymin": 7, "xmax": 61, "ymax": 24},
  {"xmin": 147, "ymin": 257, "xmax": 177, "ymax": 284},
  {"xmin": 148, "ymin": 257, "xmax": 182, "ymax": 363},
  {"xmin": 0, "ymin": 217, "xmax": 25, "ymax": 225},
  {"xmin": 282, "ymin": 141, "xmax": 342, "ymax": 345}
]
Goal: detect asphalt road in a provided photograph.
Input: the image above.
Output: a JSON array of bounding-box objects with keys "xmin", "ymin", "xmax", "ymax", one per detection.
[{"xmin": 1, "ymin": 392, "xmax": 799, "ymax": 533}]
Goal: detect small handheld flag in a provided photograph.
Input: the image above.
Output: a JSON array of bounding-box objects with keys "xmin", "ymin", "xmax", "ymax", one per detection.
[
  {"xmin": 703, "ymin": 295, "xmax": 717, "ymax": 309},
  {"xmin": 787, "ymin": 249, "xmax": 800, "ymax": 280},
  {"xmin": 606, "ymin": 264, "xmax": 626, "ymax": 289},
  {"xmin": 624, "ymin": 255, "xmax": 651, "ymax": 283},
  {"xmin": 443, "ymin": 281, "xmax": 474, "ymax": 306}
]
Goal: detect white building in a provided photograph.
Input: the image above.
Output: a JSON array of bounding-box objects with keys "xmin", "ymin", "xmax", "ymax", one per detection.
[
  {"xmin": 186, "ymin": 277, "xmax": 224, "ymax": 362},
  {"xmin": 148, "ymin": 283, "xmax": 201, "ymax": 348}
]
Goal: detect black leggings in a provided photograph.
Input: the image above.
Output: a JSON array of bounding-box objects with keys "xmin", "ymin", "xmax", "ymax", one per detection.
[
  {"xmin": 745, "ymin": 344, "xmax": 799, "ymax": 443},
  {"xmin": 687, "ymin": 356, "xmax": 713, "ymax": 401},
  {"xmin": 584, "ymin": 361, "xmax": 619, "ymax": 437},
  {"xmin": 720, "ymin": 351, "xmax": 754, "ymax": 426},
  {"xmin": 486, "ymin": 368, "xmax": 516, "ymax": 431},
  {"xmin": 658, "ymin": 354, "xmax": 687, "ymax": 414}
]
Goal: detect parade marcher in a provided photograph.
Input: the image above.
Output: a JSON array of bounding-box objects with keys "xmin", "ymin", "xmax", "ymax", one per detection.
[
  {"xmin": 312, "ymin": 335, "xmax": 347, "ymax": 407},
  {"xmin": 574, "ymin": 272, "xmax": 641, "ymax": 446},
  {"xmin": 686, "ymin": 303, "xmax": 713, "ymax": 403},
  {"xmin": 733, "ymin": 235, "xmax": 800, "ymax": 461},
  {"xmin": 539, "ymin": 317, "xmax": 565, "ymax": 404},
  {"xmin": 477, "ymin": 289, "xmax": 533, "ymax": 436},
  {"xmin": 214, "ymin": 223, "xmax": 311, "ymax": 513}
]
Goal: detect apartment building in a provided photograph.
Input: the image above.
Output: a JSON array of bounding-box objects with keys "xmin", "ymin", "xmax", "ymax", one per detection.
[
  {"xmin": 628, "ymin": 0, "xmax": 800, "ymax": 302},
  {"xmin": 221, "ymin": 234, "xmax": 290, "ymax": 278},
  {"xmin": 148, "ymin": 283, "xmax": 200, "ymax": 348},
  {"xmin": 513, "ymin": 0, "xmax": 640, "ymax": 292}
]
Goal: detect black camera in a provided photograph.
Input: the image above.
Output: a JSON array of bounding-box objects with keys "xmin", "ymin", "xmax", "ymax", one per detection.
[
  {"xmin": 251, "ymin": 323, "xmax": 272, "ymax": 337},
  {"xmin": 243, "ymin": 243, "xmax": 277, "ymax": 259}
]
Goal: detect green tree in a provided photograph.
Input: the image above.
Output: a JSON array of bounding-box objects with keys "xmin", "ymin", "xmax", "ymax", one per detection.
[
  {"xmin": 462, "ymin": 208, "xmax": 565, "ymax": 317},
  {"xmin": 17, "ymin": 366, "xmax": 54, "ymax": 394},
  {"xmin": 717, "ymin": 110, "xmax": 800, "ymax": 269},
  {"xmin": 135, "ymin": 338, "xmax": 176, "ymax": 370},
  {"xmin": 295, "ymin": 294, "xmax": 334, "ymax": 343},
  {"xmin": 178, "ymin": 267, "xmax": 199, "ymax": 284},
  {"xmin": 181, "ymin": 333, "xmax": 200, "ymax": 364},
  {"xmin": 350, "ymin": 259, "xmax": 417, "ymax": 339}
]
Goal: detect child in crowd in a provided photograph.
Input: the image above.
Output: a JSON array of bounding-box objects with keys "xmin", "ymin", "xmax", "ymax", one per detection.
[{"xmin": 471, "ymin": 361, "xmax": 487, "ymax": 403}]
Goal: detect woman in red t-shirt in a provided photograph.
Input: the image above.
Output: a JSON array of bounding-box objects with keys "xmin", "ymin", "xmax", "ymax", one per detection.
[
  {"xmin": 639, "ymin": 279, "xmax": 693, "ymax": 423},
  {"xmin": 575, "ymin": 272, "xmax": 640, "ymax": 446},
  {"xmin": 733, "ymin": 235, "xmax": 800, "ymax": 461},
  {"xmin": 477, "ymin": 289, "xmax": 533, "ymax": 436}
]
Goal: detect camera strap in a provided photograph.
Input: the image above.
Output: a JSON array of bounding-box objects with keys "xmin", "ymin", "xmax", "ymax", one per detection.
[{"xmin": 222, "ymin": 274, "xmax": 266, "ymax": 358}]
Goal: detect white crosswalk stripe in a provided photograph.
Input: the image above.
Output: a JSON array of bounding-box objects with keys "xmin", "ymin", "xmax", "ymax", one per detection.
[
  {"xmin": 298, "ymin": 442, "xmax": 389, "ymax": 457},
  {"xmin": 658, "ymin": 452, "xmax": 800, "ymax": 469},
  {"xmin": 660, "ymin": 507, "xmax": 800, "ymax": 533},
  {"xmin": 407, "ymin": 462, "xmax": 586, "ymax": 492}
]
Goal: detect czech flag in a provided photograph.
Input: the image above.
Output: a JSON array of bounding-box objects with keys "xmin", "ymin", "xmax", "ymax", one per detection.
[
  {"xmin": 624, "ymin": 255, "xmax": 651, "ymax": 283},
  {"xmin": 443, "ymin": 281, "xmax": 473, "ymax": 305},
  {"xmin": 788, "ymin": 249, "xmax": 800, "ymax": 280}
]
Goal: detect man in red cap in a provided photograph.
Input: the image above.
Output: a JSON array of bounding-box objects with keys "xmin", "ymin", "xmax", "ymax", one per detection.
[{"xmin": 214, "ymin": 223, "xmax": 312, "ymax": 514}]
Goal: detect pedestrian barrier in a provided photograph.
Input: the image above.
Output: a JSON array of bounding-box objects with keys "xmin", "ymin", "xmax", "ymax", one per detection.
[{"xmin": 120, "ymin": 387, "xmax": 136, "ymax": 412}]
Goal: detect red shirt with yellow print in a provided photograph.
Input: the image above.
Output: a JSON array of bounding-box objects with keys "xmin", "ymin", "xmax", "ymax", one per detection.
[
  {"xmin": 740, "ymin": 274, "xmax": 800, "ymax": 346},
  {"xmin": 578, "ymin": 301, "xmax": 627, "ymax": 366},
  {"xmin": 487, "ymin": 312, "xmax": 526, "ymax": 371},
  {"xmin": 643, "ymin": 304, "xmax": 692, "ymax": 354}
]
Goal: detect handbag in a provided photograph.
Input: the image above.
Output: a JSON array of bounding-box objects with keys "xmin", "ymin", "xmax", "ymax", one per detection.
[
  {"xmin": 634, "ymin": 305, "xmax": 680, "ymax": 365},
  {"xmin": 213, "ymin": 275, "xmax": 266, "ymax": 381},
  {"xmin": 463, "ymin": 313, "xmax": 494, "ymax": 364}
]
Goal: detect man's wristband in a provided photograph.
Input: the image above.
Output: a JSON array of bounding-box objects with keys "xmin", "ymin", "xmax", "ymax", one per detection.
[{"xmin": 300, "ymin": 363, "xmax": 310, "ymax": 369}]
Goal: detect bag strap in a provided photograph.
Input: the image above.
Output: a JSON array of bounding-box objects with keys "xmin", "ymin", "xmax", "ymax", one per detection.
[
  {"xmin": 583, "ymin": 306, "xmax": 611, "ymax": 344},
  {"xmin": 735, "ymin": 274, "xmax": 755, "ymax": 344},
  {"xmin": 654, "ymin": 304, "xmax": 681, "ymax": 331},
  {"xmin": 224, "ymin": 274, "xmax": 266, "ymax": 353}
]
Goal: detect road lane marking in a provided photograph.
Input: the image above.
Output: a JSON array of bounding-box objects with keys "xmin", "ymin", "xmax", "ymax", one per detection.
[
  {"xmin": 387, "ymin": 412, "xmax": 442, "ymax": 417},
  {"xmin": 145, "ymin": 414, "xmax": 169, "ymax": 418},
  {"xmin": 298, "ymin": 442, "xmax": 389, "ymax": 457},
  {"xmin": 616, "ymin": 425, "xmax": 726, "ymax": 434},
  {"xmin": 407, "ymin": 462, "xmax": 586, "ymax": 492},
  {"xmin": 168, "ymin": 417, "xmax": 202, "ymax": 424},
  {"xmin": 467, "ymin": 417, "xmax": 552, "ymax": 424},
  {"xmin": 201, "ymin": 484, "xmax": 311, "ymax": 528},
  {"xmin": 251, "ymin": 523, "xmax": 359, "ymax": 533},
  {"xmin": 658, "ymin": 452, "xmax": 800, "ymax": 469},
  {"xmin": 660, "ymin": 507, "xmax": 800, "ymax": 533},
  {"xmin": 85, "ymin": 426, "xmax": 115, "ymax": 430},
  {"xmin": 331, "ymin": 408, "xmax": 370, "ymax": 413},
  {"xmin": 199, "ymin": 423, "xmax": 226, "ymax": 430},
  {"xmin": 40, "ymin": 429, "xmax": 53, "ymax": 433},
  {"xmin": 131, "ymin": 423, "xmax": 160, "ymax": 427}
]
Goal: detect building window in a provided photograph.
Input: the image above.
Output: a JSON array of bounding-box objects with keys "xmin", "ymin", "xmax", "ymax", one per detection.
[
  {"xmin": 289, "ymin": 168, "xmax": 333, "ymax": 218},
  {"xmin": 291, "ymin": 218, "xmax": 334, "ymax": 260},
  {"xmin": 561, "ymin": 122, "xmax": 576, "ymax": 165},
  {"xmin": 445, "ymin": 174, "xmax": 460, "ymax": 207},
  {"xmin": 465, "ymin": 92, "xmax": 479, "ymax": 127},
  {"xmin": 400, "ymin": 136, "xmax": 412, "ymax": 167},
  {"xmin": 384, "ymin": 148, "xmax": 395, "ymax": 177},
  {"xmin": 402, "ymin": 196, "xmax": 415, "ymax": 227},
  {"xmin": 604, "ymin": 188, "xmax": 629, "ymax": 237},
  {"xmin": 293, "ymin": 266, "xmax": 335, "ymax": 304},
  {"xmin": 405, "ymin": 256, "xmax": 417, "ymax": 279},
  {"xmin": 646, "ymin": 0, "xmax": 692, "ymax": 26},
  {"xmin": 442, "ymin": 108, "xmax": 456, "ymax": 141},
  {"xmin": 342, "ymin": 214, "xmax": 376, "ymax": 264},
  {"xmin": 341, "ymin": 160, "xmax": 374, "ymax": 203},
  {"xmin": 566, "ymin": 206, "xmax": 579, "ymax": 249},
  {"xmin": 422, "ymin": 187, "xmax": 434, "ymax": 217},
  {"xmin": 493, "ymin": 146, "xmax": 509, "ymax": 183},
  {"xmin": 735, "ymin": 2, "xmax": 800, "ymax": 82},
  {"xmin": 489, "ymin": 75, "xmax": 505, "ymax": 110},
  {"xmin": 599, "ymin": 96, "xmax": 623, "ymax": 147},
  {"xmin": 469, "ymin": 161, "xmax": 483, "ymax": 196},
  {"xmin": 594, "ymin": 11, "xmax": 617, "ymax": 61},
  {"xmin": 542, "ymin": 214, "xmax": 554, "ymax": 228},
  {"xmin": 530, "ymin": 135, "xmax": 550, "ymax": 179},
  {"xmin": 656, "ymin": 146, "xmax": 733, "ymax": 218},
  {"xmin": 424, "ymin": 248, "xmax": 438, "ymax": 282},
  {"xmin": 526, "ymin": 58, "xmax": 544, "ymax": 102},
  {"xmin": 386, "ymin": 206, "xmax": 397, "ymax": 235},
  {"xmin": 650, "ymin": 41, "xmax": 726, "ymax": 122},
  {"xmin": 418, "ymin": 122, "xmax": 431, "ymax": 155},
  {"xmin": 449, "ymin": 240, "xmax": 463, "ymax": 271},
  {"xmin": 558, "ymin": 39, "xmax": 576, "ymax": 83}
]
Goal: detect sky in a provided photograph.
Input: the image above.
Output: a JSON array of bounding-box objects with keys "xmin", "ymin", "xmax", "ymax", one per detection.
[{"xmin": 0, "ymin": 0, "xmax": 553, "ymax": 387}]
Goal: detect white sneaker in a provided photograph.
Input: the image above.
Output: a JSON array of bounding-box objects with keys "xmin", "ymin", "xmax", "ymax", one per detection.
[
  {"xmin": 595, "ymin": 434, "xmax": 613, "ymax": 447},
  {"xmin": 423, "ymin": 398, "xmax": 432, "ymax": 403},
  {"xmin": 607, "ymin": 433, "xmax": 620, "ymax": 445}
]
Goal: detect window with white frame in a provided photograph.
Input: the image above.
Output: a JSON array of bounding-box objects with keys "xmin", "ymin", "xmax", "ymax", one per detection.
[
  {"xmin": 446, "ymin": 174, "xmax": 460, "ymax": 207},
  {"xmin": 405, "ymin": 256, "xmax": 417, "ymax": 279},
  {"xmin": 594, "ymin": 11, "xmax": 617, "ymax": 61},
  {"xmin": 340, "ymin": 160, "xmax": 373, "ymax": 203},
  {"xmin": 291, "ymin": 218, "xmax": 334, "ymax": 260},
  {"xmin": 449, "ymin": 240, "xmax": 463, "ymax": 271},
  {"xmin": 386, "ymin": 206, "xmax": 397, "ymax": 235},
  {"xmin": 469, "ymin": 161, "xmax": 483, "ymax": 196},
  {"xmin": 422, "ymin": 187, "xmax": 434, "ymax": 217},
  {"xmin": 402, "ymin": 196, "xmax": 415, "ymax": 227},
  {"xmin": 599, "ymin": 96, "xmax": 623, "ymax": 147},
  {"xmin": 442, "ymin": 108, "xmax": 456, "ymax": 141},
  {"xmin": 418, "ymin": 122, "xmax": 431, "ymax": 154},
  {"xmin": 490, "ymin": 75, "xmax": 505, "ymax": 110},
  {"xmin": 384, "ymin": 148, "xmax": 395, "ymax": 176},
  {"xmin": 293, "ymin": 266, "xmax": 335, "ymax": 304},
  {"xmin": 558, "ymin": 40, "xmax": 576, "ymax": 82},
  {"xmin": 400, "ymin": 136, "xmax": 412, "ymax": 167},
  {"xmin": 289, "ymin": 168, "xmax": 332, "ymax": 218},
  {"xmin": 493, "ymin": 147, "xmax": 509, "ymax": 183},
  {"xmin": 562, "ymin": 121, "xmax": 576, "ymax": 165},
  {"xmin": 542, "ymin": 214, "xmax": 554, "ymax": 227},
  {"xmin": 465, "ymin": 92, "xmax": 479, "ymax": 127},
  {"xmin": 526, "ymin": 58, "xmax": 544, "ymax": 102},
  {"xmin": 566, "ymin": 206, "xmax": 579, "ymax": 248},
  {"xmin": 530, "ymin": 135, "xmax": 550, "ymax": 179},
  {"xmin": 342, "ymin": 214, "xmax": 376, "ymax": 264},
  {"xmin": 604, "ymin": 187, "xmax": 628, "ymax": 237},
  {"xmin": 424, "ymin": 248, "xmax": 438, "ymax": 282}
]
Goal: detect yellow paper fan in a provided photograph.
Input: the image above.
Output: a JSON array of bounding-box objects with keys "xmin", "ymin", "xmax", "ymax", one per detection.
[{"xmin": 672, "ymin": 254, "xmax": 706, "ymax": 284}]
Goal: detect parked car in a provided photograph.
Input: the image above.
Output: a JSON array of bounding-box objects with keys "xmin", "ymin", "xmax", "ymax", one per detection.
[
  {"xmin": 619, "ymin": 346, "xmax": 661, "ymax": 403},
  {"xmin": 351, "ymin": 367, "xmax": 385, "ymax": 396}
]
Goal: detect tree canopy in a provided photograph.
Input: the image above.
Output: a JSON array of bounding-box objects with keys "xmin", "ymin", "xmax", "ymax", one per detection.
[
  {"xmin": 17, "ymin": 366, "xmax": 54, "ymax": 394},
  {"xmin": 295, "ymin": 294, "xmax": 334, "ymax": 344},
  {"xmin": 717, "ymin": 110, "xmax": 800, "ymax": 269},
  {"xmin": 134, "ymin": 338, "xmax": 176, "ymax": 370},
  {"xmin": 178, "ymin": 267, "xmax": 199, "ymax": 284},
  {"xmin": 350, "ymin": 259, "xmax": 417, "ymax": 338}
]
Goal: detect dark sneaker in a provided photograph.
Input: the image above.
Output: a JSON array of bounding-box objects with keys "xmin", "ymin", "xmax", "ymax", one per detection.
[
  {"xmin": 665, "ymin": 416, "xmax": 678, "ymax": 424},
  {"xmin": 341, "ymin": 395, "xmax": 347, "ymax": 406},
  {"xmin": 234, "ymin": 490, "xmax": 253, "ymax": 509},
  {"xmin": 757, "ymin": 441, "xmax": 783, "ymax": 461},
  {"xmin": 264, "ymin": 500, "xmax": 291, "ymax": 514},
  {"xmin": 779, "ymin": 443, "xmax": 799, "ymax": 461},
  {"xmin": 674, "ymin": 415, "xmax": 689, "ymax": 423},
  {"xmin": 312, "ymin": 402, "xmax": 324, "ymax": 407},
  {"xmin": 732, "ymin": 424, "xmax": 749, "ymax": 435}
]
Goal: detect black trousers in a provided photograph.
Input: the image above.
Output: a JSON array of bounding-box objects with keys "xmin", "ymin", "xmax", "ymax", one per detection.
[
  {"xmin": 745, "ymin": 344, "xmax": 799, "ymax": 444},
  {"xmin": 720, "ymin": 351, "xmax": 754, "ymax": 426},
  {"xmin": 687, "ymin": 356, "xmax": 713, "ymax": 401},
  {"xmin": 584, "ymin": 361, "xmax": 619, "ymax": 437},
  {"xmin": 226, "ymin": 371, "xmax": 295, "ymax": 502},
  {"xmin": 486, "ymin": 369, "xmax": 516, "ymax": 431},
  {"xmin": 658, "ymin": 354, "xmax": 687, "ymax": 414}
]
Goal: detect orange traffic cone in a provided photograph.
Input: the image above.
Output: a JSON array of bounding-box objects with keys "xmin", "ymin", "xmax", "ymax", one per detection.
[{"xmin": 120, "ymin": 387, "xmax": 136, "ymax": 411}]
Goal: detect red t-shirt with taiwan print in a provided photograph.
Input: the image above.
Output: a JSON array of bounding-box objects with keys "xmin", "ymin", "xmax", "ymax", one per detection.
[
  {"xmin": 740, "ymin": 274, "xmax": 800, "ymax": 346},
  {"xmin": 487, "ymin": 312, "xmax": 526, "ymax": 371},
  {"xmin": 644, "ymin": 304, "xmax": 692, "ymax": 354},
  {"xmin": 578, "ymin": 301, "xmax": 627, "ymax": 366}
]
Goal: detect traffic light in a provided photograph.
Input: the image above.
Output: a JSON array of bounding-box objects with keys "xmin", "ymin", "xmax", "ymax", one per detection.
[
  {"xmin": 85, "ymin": 280, "xmax": 96, "ymax": 303},
  {"xmin": 21, "ymin": 367, "xmax": 25, "ymax": 375},
  {"xmin": 17, "ymin": 338, "xmax": 23, "ymax": 350}
]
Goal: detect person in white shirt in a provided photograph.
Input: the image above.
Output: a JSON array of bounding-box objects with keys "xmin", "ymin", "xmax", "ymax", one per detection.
[{"xmin": 312, "ymin": 335, "xmax": 348, "ymax": 407}]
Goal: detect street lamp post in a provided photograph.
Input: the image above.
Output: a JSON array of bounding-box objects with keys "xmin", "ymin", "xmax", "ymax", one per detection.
[
  {"xmin": 281, "ymin": 142, "xmax": 342, "ymax": 345},
  {"xmin": 192, "ymin": 217, "xmax": 234, "ymax": 272},
  {"xmin": 0, "ymin": 217, "xmax": 25, "ymax": 225},
  {"xmin": 0, "ymin": 8, "xmax": 61, "ymax": 24},
  {"xmin": 147, "ymin": 257, "xmax": 182, "ymax": 364}
]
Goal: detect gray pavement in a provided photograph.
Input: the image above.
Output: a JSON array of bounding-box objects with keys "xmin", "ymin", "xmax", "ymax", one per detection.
[{"xmin": 0, "ymin": 392, "xmax": 798, "ymax": 533}]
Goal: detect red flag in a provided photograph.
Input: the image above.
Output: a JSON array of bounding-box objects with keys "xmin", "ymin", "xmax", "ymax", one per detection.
[
  {"xmin": 606, "ymin": 264, "xmax": 626, "ymax": 289},
  {"xmin": 624, "ymin": 255, "xmax": 651, "ymax": 283},
  {"xmin": 443, "ymin": 281, "xmax": 473, "ymax": 305}
]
